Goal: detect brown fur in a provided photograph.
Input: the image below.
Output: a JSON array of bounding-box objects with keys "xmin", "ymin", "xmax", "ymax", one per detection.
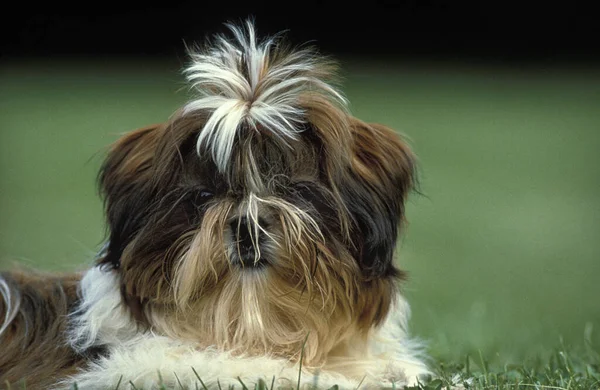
[{"xmin": 0, "ymin": 271, "xmax": 83, "ymax": 388}]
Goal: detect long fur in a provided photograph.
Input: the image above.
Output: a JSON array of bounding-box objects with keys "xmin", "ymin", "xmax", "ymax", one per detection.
[
  {"xmin": 0, "ymin": 20, "xmax": 430, "ymax": 389},
  {"xmin": 0, "ymin": 271, "xmax": 85, "ymax": 388},
  {"xmin": 54, "ymin": 266, "xmax": 428, "ymax": 389}
]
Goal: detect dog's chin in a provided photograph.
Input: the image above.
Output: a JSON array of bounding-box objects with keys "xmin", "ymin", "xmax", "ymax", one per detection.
[{"xmin": 228, "ymin": 241, "xmax": 273, "ymax": 269}]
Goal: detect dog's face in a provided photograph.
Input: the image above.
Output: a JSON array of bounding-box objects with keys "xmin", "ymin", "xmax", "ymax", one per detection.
[{"xmin": 97, "ymin": 23, "xmax": 416, "ymax": 364}]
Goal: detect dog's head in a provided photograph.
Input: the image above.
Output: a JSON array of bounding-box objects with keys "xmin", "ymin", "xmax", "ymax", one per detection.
[{"xmin": 97, "ymin": 21, "xmax": 416, "ymax": 364}]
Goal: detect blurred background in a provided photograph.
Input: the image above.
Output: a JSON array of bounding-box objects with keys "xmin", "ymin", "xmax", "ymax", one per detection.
[{"xmin": 1, "ymin": 1, "xmax": 599, "ymax": 366}]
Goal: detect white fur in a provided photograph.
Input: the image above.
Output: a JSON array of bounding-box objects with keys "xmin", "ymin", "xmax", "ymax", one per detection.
[
  {"xmin": 62, "ymin": 334, "xmax": 361, "ymax": 389},
  {"xmin": 183, "ymin": 20, "xmax": 347, "ymax": 172},
  {"xmin": 67, "ymin": 266, "xmax": 138, "ymax": 352},
  {"xmin": 0, "ymin": 276, "xmax": 21, "ymax": 337},
  {"xmin": 369, "ymin": 296, "xmax": 432, "ymax": 383},
  {"xmin": 63, "ymin": 266, "xmax": 430, "ymax": 389}
]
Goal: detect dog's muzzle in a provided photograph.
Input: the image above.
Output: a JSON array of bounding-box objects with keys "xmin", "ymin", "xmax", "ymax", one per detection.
[{"xmin": 230, "ymin": 216, "xmax": 269, "ymax": 268}]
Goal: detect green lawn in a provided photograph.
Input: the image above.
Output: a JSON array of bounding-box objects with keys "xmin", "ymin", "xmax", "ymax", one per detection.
[{"xmin": 1, "ymin": 59, "xmax": 599, "ymax": 388}]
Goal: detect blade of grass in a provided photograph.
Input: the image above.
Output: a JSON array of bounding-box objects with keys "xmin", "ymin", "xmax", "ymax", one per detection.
[
  {"xmin": 297, "ymin": 332, "xmax": 310, "ymax": 390},
  {"xmin": 157, "ymin": 370, "xmax": 164, "ymax": 388},
  {"xmin": 466, "ymin": 354, "xmax": 471, "ymax": 377},
  {"xmin": 478, "ymin": 349, "xmax": 489, "ymax": 386},
  {"xmin": 354, "ymin": 375, "xmax": 366, "ymax": 389},
  {"xmin": 191, "ymin": 366, "xmax": 209, "ymax": 390},
  {"xmin": 237, "ymin": 376, "xmax": 249, "ymax": 390},
  {"xmin": 256, "ymin": 378, "xmax": 267, "ymax": 390},
  {"xmin": 114, "ymin": 375, "xmax": 123, "ymax": 390},
  {"xmin": 174, "ymin": 372, "xmax": 184, "ymax": 389}
]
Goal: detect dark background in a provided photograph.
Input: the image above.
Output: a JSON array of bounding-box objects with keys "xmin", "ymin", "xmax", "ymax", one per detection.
[{"xmin": 2, "ymin": 1, "xmax": 598, "ymax": 63}]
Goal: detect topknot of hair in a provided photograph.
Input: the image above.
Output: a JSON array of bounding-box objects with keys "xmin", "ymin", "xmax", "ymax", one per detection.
[{"xmin": 183, "ymin": 19, "xmax": 347, "ymax": 172}]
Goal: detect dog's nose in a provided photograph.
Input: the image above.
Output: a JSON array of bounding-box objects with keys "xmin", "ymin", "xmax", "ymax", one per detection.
[{"xmin": 230, "ymin": 216, "xmax": 268, "ymax": 268}]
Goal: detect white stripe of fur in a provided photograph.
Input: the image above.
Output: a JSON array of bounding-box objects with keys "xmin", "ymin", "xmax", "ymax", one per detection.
[
  {"xmin": 0, "ymin": 276, "xmax": 21, "ymax": 336},
  {"xmin": 67, "ymin": 266, "xmax": 137, "ymax": 352},
  {"xmin": 62, "ymin": 335, "xmax": 360, "ymax": 389},
  {"xmin": 183, "ymin": 20, "xmax": 347, "ymax": 172},
  {"xmin": 368, "ymin": 296, "xmax": 432, "ymax": 383},
  {"xmin": 62, "ymin": 293, "xmax": 429, "ymax": 389}
]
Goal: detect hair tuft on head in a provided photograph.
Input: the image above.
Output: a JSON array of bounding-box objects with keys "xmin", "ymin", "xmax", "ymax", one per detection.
[{"xmin": 183, "ymin": 19, "xmax": 347, "ymax": 171}]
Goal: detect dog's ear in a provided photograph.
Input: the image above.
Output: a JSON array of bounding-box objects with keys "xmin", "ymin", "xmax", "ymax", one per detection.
[
  {"xmin": 343, "ymin": 118, "xmax": 417, "ymax": 280},
  {"xmin": 98, "ymin": 124, "xmax": 162, "ymax": 269}
]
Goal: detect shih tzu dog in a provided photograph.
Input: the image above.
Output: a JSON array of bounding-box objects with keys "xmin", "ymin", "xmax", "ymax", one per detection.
[{"xmin": 0, "ymin": 20, "xmax": 430, "ymax": 389}]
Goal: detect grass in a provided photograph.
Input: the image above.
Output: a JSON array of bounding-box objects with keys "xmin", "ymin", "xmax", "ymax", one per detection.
[
  {"xmin": 1, "ymin": 58, "xmax": 599, "ymax": 389},
  {"xmin": 417, "ymin": 347, "xmax": 600, "ymax": 389}
]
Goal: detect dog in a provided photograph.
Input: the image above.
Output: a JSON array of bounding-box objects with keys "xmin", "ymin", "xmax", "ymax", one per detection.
[{"xmin": 0, "ymin": 20, "xmax": 430, "ymax": 389}]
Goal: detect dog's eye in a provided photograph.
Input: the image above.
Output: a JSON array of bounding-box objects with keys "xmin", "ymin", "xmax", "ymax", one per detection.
[{"xmin": 191, "ymin": 189, "xmax": 214, "ymax": 206}]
